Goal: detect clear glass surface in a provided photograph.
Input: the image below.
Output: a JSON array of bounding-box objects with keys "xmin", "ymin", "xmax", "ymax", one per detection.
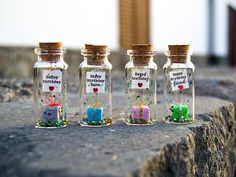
[
  {"xmin": 34, "ymin": 51, "xmax": 68, "ymax": 128},
  {"xmin": 163, "ymin": 56, "xmax": 195, "ymax": 124},
  {"xmin": 79, "ymin": 54, "xmax": 112, "ymax": 127},
  {"xmin": 124, "ymin": 56, "xmax": 157, "ymax": 125}
]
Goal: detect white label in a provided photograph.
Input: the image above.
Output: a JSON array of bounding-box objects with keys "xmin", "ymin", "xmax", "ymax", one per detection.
[
  {"xmin": 131, "ymin": 69, "xmax": 150, "ymax": 89},
  {"xmin": 169, "ymin": 69, "xmax": 189, "ymax": 91},
  {"xmin": 86, "ymin": 72, "xmax": 105, "ymax": 94},
  {"xmin": 42, "ymin": 70, "xmax": 62, "ymax": 93}
]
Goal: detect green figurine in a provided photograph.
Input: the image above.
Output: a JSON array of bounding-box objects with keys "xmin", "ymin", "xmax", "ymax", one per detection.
[{"xmin": 170, "ymin": 104, "xmax": 189, "ymax": 122}]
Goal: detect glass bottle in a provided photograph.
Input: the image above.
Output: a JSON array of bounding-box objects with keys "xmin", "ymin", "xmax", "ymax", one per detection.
[
  {"xmin": 163, "ymin": 44, "xmax": 195, "ymax": 124},
  {"xmin": 34, "ymin": 42, "xmax": 68, "ymax": 128},
  {"xmin": 79, "ymin": 44, "xmax": 112, "ymax": 127},
  {"xmin": 125, "ymin": 44, "xmax": 157, "ymax": 125}
]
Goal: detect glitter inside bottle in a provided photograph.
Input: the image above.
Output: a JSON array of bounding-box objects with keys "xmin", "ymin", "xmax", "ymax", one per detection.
[
  {"xmin": 79, "ymin": 44, "xmax": 112, "ymax": 127},
  {"xmin": 163, "ymin": 44, "xmax": 195, "ymax": 124},
  {"xmin": 125, "ymin": 44, "xmax": 157, "ymax": 125},
  {"xmin": 34, "ymin": 42, "xmax": 68, "ymax": 128}
]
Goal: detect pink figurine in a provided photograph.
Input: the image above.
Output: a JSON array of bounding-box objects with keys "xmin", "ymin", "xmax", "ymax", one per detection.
[
  {"xmin": 141, "ymin": 106, "xmax": 150, "ymax": 121},
  {"xmin": 131, "ymin": 106, "xmax": 140, "ymax": 120},
  {"xmin": 131, "ymin": 105, "xmax": 150, "ymax": 121}
]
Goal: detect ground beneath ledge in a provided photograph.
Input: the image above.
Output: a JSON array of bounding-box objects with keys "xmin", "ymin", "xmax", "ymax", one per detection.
[{"xmin": 0, "ymin": 95, "xmax": 235, "ymax": 177}]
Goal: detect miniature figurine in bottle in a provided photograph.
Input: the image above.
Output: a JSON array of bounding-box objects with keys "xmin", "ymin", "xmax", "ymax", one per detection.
[
  {"xmin": 34, "ymin": 42, "xmax": 68, "ymax": 128},
  {"xmin": 125, "ymin": 44, "xmax": 157, "ymax": 125},
  {"xmin": 163, "ymin": 44, "xmax": 195, "ymax": 124},
  {"xmin": 79, "ymin": 44, "xmax": 112, "ymax": 127}
]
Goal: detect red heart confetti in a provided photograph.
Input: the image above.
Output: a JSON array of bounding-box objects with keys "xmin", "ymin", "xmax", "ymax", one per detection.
[
  {"xmin": 178, "ymin": 85, "xmax": 184, "ymax": 90},
  {"xmin": 49, "ymin": 86, "xmax": 55, "ymax": 91},
  {"xmin": 138, "ymin": 83, "xmax": 143, "ymax": 87},
  {"xmin": 93, "ymin": 88, "xmax": 98, "ymax": 93}
]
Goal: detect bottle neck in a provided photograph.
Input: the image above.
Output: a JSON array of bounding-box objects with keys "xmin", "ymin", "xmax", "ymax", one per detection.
[
  {"xmin": 81, "ymin": 48, "xmax": 110, "ymax": 66},
  {"xmin": 38, "ymin": 54, "xmax": 64, "ymax": 62},
  {"xmin": 35, "ymin": 48, "xmax": 65, "ymax": 62},
  {"xmin": 130, "ymin": 55, "xmax": 154, "ymax": 66},
  {"xmin": 83, "ymin": 55, "xmax": 109, "ymax": 66},
  {"xmin": 167, "ymin": 55, "xmax": 191, "ymax": 63},
  {"xmin": 127, "ymin": 49, "xmax": 155, "ymax": 66}
]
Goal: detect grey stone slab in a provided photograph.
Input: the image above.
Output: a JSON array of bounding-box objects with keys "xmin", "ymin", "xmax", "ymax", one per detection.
[{"xmin": 0, "ymin": 96, "xmax": 235, "ymax": 177}]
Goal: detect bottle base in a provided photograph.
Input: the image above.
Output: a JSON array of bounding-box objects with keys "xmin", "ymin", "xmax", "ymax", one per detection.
[
  {"xmin": 35, "ymin": 124, "xmax": 68, "ymax": 129},
  {"xmin": 124, "ymin": 119, "xmax": 154, "ymax": 126},
  {"xmin": 35, "ymin": 120, "xmax": 68, "ymax": 128},
  {"xmin": 79, "ymin": 118, "xmax": 112, "ymax": 127},
  {"xmin": 163, "ymin": 116, "xmax": 193, "ymax": 124}
]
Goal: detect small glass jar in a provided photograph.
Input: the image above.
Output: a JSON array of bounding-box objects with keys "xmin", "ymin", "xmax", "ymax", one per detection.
[
  {"xmin": 79, "ymin": 44, "xmax": 112, "ymax": 127},
  {"xmin": 124, "ymin": 44, "xmax": 157, "ymax": 125},
  {"xmin": 163, "ymin": 44, "xmax": 195, "ymax": 124},
  {"xmin": 34, "ymin": 42, "xmax": 68, "ymax": 128}
]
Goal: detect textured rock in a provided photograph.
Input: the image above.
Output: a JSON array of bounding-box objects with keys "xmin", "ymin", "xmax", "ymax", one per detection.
[
  {"xmin": 139, "ymin": 104, "xmax": 236, "ymax": 177},
  {"xmin": 1, "ymin": 66, "xmax": 236, "ymax": 176},
  {"xmin": 0, "ymin": 79, "xmax": 33, "ymax": 102},
  {"xmin": 0, "ymin": 96, "xmax": 235, "ymax": 177},
  {"xmin": 0, "ymin": 87, "xmax": 15, "ymax": 102}
]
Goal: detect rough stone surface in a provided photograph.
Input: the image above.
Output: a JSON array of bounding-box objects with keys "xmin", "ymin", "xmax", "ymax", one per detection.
[
  {"xmin": 0, "ymin": 96, "xmax": 235, "ymax": 177},
  {"xmin": 0, "ymin": 87, "xmax": 15, "ymax": 102},
  {"xmin": 1, "ymin": 68, "xmax": 236, "ymax": 177},
  {"xmin": 0, "ymin": 79, "xmax": 33, "ymax": 102}
]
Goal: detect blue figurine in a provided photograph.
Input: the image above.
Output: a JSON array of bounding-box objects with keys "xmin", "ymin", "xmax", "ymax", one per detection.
[{"xmin": 87, "ymin": 107, "xmax": 103, "ymax": 123}]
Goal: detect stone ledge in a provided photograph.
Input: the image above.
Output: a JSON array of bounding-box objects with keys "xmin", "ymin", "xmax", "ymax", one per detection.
[{"xmin": 0, "ymin": 96, "xmax": 235, "ymax": 177}]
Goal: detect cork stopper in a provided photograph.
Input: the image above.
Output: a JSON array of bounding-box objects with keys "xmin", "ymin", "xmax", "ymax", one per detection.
[
  {"xmin": 85, "ymin": 44, "xmax": 108, "ymax": 52},
  {"xmin": 37, "ymin": 42, "xmax": 64, "ymax": 61},
  {"xmin": 131, "ymin": 44, "xmax": 153, "ymax": 52},
  {"xmin": 39, "ymin": 42, "xmax": 63, "ymax": 49},
  {"xmin": 84, "ymin": 44, "xmax": 109, "ymax": 65},
  {"xmin": 167, "ymin": 44, "xmax": 191, "ymax": 63},
  {"xmin": 129, "ymin": 44, "xmax": 154, "ymax": 66}
]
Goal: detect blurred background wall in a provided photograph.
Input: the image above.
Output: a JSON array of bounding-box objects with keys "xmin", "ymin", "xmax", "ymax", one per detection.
[{"xmin": 0, "ymin": 0, "xmax": 235, "ymax": 78}]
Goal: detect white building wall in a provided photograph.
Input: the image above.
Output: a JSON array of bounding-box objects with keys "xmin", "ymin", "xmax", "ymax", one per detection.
[
  {"xmin": 151, "ymin": 0, "xmax": 208, "ymax": 55},
  {"xmin": 228, "ymin": 0, "xmax": 236, "ymax": 9},
  {"xmin": 0, "ymin": 0, "xmax": 119, "ymax": 49},
  {"xmin": 0, "ymin": 0, "xmax": 229, "ymax": 57},
  {"xmin": 214, "ymin": 0, "xmax": 228, "ymax": 57}
]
